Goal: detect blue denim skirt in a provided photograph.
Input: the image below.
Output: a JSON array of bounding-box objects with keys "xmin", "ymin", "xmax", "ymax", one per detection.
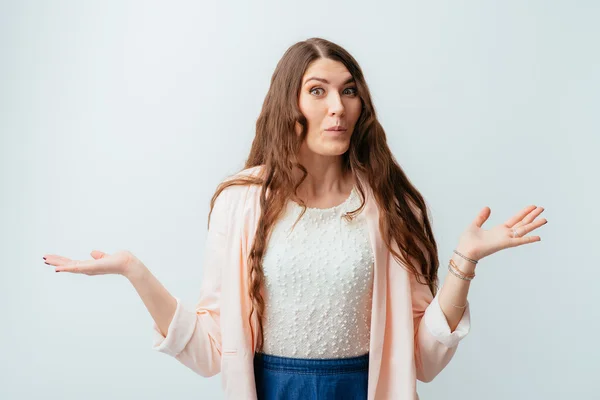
[{"xmin": 253, "ymin": 352, "xmax": 369, "ymax": 400}]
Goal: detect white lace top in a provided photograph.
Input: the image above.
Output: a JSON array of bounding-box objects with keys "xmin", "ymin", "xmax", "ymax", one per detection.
[{"xmin": 259, "ymin": 186, "xmax": 375, "ymax": 359}]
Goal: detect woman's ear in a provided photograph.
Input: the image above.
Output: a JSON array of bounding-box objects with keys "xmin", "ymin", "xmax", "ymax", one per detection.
[{"xmin": 295, "ymin": 121, "xmax": 303, "ymax": 136}]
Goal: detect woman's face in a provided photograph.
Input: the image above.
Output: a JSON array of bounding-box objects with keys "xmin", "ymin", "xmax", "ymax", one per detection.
[{"xmin": 296, "ymin": 58, "xmax": 362, "ymax": 157}]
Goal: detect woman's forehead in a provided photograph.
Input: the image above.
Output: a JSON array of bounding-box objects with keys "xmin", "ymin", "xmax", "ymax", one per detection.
[{"xmin": 303, "ymin": 59, "xmax": 352, "ymax": 83}]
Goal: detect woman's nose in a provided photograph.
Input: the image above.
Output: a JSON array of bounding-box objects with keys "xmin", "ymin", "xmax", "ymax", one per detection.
[{"xmin": 328, "ymin": 94, "xmax": 345, "ymax": 115}]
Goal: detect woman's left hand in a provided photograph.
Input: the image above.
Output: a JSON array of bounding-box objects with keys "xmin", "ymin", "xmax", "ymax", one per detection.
[{"xmin": 456, "ymin": 205, "xmax": 548, "ymax": 262}]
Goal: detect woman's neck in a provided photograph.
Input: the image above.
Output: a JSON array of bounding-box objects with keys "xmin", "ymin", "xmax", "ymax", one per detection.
[{"xmin": 292, "ymin": 157, "xmax": 354, "ymax": 203}]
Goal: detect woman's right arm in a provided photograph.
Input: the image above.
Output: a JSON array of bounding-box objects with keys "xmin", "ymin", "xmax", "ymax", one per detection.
[
  {"xmin": 127, "ymin": 256, "xmax": 224, "ymax": 378},
  {"xmin": 141, "ymin": 185, "xmax": 238, "ymax": 376},
  {"xmin": 44, "ymin": 184, "xmax": 240, "ymax": 377},
  {"xmin": 124, "ymin": 262, "xmax": 177, "ymax": 339}
]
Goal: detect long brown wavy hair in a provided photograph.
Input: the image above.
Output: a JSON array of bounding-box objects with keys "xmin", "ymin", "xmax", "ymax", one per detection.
[{"xmin": 208, "ymin": 37, "xmax": 440, "ymax": 354}]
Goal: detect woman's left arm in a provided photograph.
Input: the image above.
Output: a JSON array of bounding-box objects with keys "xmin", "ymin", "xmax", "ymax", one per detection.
[{"xmin": 439, "ymin": 204, "xmax": 548, "ymax": 331}]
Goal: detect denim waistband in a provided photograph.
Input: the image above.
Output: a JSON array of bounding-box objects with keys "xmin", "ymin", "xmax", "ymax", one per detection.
[{"xmin": 253, "ymin": 352, "xmax": 369, "ymax": 374}]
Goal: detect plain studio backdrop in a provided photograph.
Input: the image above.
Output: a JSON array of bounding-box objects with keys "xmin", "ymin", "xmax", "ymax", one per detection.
[{"xmin": 1, "ymin": 1, "xmax": 598, "ymax": 399}]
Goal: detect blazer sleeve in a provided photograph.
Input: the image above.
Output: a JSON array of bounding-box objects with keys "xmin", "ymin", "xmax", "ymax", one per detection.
[
  {"xmin": 150, "ymin": 185, "xmax": 238, "ymax": 377},
  {"xmin": 411, "ymin": 272, "xmax": 471, "ymax": 382}
]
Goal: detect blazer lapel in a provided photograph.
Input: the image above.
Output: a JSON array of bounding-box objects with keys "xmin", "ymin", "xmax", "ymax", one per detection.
[{"xmin": 361, "ymin": 183, "xmax": 388, "ymax": 400}]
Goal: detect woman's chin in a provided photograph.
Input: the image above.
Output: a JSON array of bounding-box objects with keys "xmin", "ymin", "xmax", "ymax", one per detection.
[
  {"xmin": 300, "ymin": 137, "xmax": 351, "ymax": 157},
  {"xmin": 317, "ymin": 143, "xmax": 350, "ymax": 156}
]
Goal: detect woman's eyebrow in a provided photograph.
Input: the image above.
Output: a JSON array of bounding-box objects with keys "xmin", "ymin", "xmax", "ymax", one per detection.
[{"xmin": 303, "ymin": 76, "xmax": 355, "ymax": 86}]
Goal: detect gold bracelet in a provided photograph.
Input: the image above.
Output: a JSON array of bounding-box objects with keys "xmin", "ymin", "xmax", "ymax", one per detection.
[
  {"xmin": 449, "ymin": 259, "xmax": 475, "ymax": 278},
  {"xmin": 447, "ymin": 260, "xmax": 472, "ymax": 307},
  {"xmin": 447, "ymin": 262, "xmax": 473, "ymax": 281}
]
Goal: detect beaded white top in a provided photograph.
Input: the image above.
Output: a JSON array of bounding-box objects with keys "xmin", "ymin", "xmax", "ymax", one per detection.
[{"xmin": 260, "ymin": 186, "xmax": 375, "ymax": 359}]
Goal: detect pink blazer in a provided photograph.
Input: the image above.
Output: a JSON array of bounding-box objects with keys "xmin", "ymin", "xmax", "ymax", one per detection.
[{"xmin": 152, "ymin": 165, "xmax": 471, "ymax": 399}]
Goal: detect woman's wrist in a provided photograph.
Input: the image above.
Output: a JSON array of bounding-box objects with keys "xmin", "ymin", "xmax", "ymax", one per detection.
[
  {"xmin": 451, "ymin": 248, "xmax": 477, "ymax": 275},
  {"xmin": 122, "ymin": 259, "xmax": 149, "ymax": 282}
]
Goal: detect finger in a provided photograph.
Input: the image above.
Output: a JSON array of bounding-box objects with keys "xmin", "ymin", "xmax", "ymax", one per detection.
[
  {"xmin": 505, "ymin": 205, "xmax": 537, "ymax": 228},
  {"xmin": 520, "ymin": 207, "xmax": 545, "ymax": 225},
  {"xmin": 44, "ymin": 256, "xmax": 73, "ymax": 267},
  {"xmin": 472, "ymin": 207, "xmax": 491, "ymax": 228},
  {"xmin": 91, "ymin": 250, "xmax": 108, "ymax": 259},
  {"xmin": 509, "ymin": 235, "xmax": 541, "ymax": 247},
  {"xmin": 516, "ymin": 218, "xmax": 548, "ymax": 236},
  {"xmin": 43, "ymin": 254, "xmax": 70, "ymax": 262},
  {"xmin": 513, "ymin": 207, "xmax": 544, "ymax": 228},
  {"xmin": 56, "ymin": 259, "xmax": 96, "ymax": 274}
]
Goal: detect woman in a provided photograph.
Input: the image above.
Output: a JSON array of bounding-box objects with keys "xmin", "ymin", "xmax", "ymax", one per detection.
[{"xmin": 43, "ymin": 37, "xmax": 547, "ymax": 399}]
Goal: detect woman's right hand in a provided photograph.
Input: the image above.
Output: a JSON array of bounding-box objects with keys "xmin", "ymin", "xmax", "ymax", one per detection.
[{"xmin": 43, "ymin": 249, "xmax": 142, "ymax": 277}]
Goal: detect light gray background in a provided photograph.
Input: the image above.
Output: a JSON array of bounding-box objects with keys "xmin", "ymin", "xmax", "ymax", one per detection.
[{"xmin": 2, "ymin": 1, "xmax": 598, "ymax": 399}]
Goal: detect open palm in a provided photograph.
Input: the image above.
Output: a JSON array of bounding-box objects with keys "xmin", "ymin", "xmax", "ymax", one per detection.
[
  {"xmin": 43, "ymin": 249, "xmax": 138, "ymax": 276},
  {"xmin": 457, "ymin": 205, "xmax": 548, "ymax": 261}
]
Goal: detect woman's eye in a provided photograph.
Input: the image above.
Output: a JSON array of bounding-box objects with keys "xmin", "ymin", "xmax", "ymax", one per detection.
[{"xmin": 309, "ymin": 87, "xmax": 358, "ymax": 96}]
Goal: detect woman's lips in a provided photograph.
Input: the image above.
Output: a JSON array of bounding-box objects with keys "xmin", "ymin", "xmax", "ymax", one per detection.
[{"xmin": 323, "ymin": 128, "xmax": 347, "ymax": 137}]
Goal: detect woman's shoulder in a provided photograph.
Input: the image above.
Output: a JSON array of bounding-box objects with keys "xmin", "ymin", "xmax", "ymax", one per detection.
[
  {"xmin": 216, "ymin": 164, "xmax": 265, "ymax": 206},
  {"xmin": 220, "ymin": 164, "xmax": 265, "ymax": 183},
  {"xmin": 235, "ymin": 164, "xmax": 265, "ymax": 179}
]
